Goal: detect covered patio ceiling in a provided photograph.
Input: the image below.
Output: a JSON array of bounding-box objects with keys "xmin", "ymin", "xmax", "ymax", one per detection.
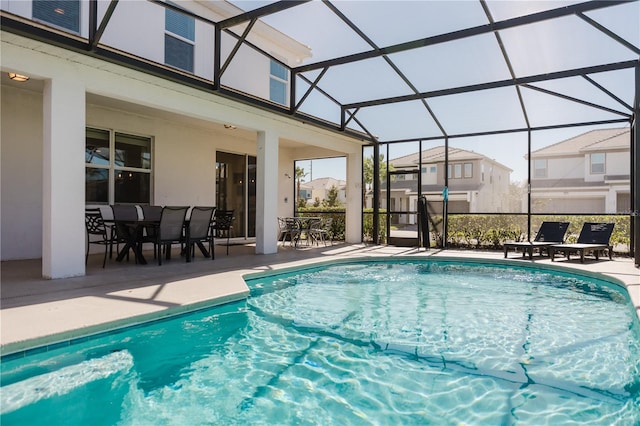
[{"xmin": 2, "ymin": 0, "xmax": 637, "ymax": 144}]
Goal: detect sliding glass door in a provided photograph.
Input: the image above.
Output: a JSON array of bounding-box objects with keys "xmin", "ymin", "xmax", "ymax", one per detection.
[{"xmin": 216, "ymin": 151, "xmax": 256, "ymax": 238}]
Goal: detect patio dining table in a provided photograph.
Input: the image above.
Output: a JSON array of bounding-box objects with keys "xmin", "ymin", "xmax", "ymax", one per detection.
[
  {"xmin": 111, "ymin": 219, "xmax": 160, "ymax": 265},
  {"xmin": 289, "ymin": 217, "xmax": 321, "ymax": 247}
]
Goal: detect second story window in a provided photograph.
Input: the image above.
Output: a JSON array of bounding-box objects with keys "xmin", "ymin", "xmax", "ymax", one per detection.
[
  {"xmin": 448, "ymin": 163, "xmax": 472, "ymax": 179},
  {"xmin": 534, "ymin": 159, "xmax": 547, "ymax": 178},
  {"xmin": 270, "ymin": 60, "xmax": 288, "ymax": 105},
  {"xmin": 464, "ymin": 163, "xmax": 472, "ymax": 178},
  {"xmin": 590, "ymin": 153, "xmax": 605, "ymax": 174},
  {"xmin": 33, "ymin": 0, "xmax": 80, "ymax": 33},
  {"xmin": 165, "ymin": 5, "xmax": 195, "ymax": 73}
]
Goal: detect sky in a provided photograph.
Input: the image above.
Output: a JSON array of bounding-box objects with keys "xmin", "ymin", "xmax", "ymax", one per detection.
[{"xmin": 230, "ymin": 1, "xmax": 638, "ymax": 184}]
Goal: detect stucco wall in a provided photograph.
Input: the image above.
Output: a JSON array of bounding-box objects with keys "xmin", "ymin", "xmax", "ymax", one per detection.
[{"xmin": 1, "ymin": 85, "xmax": 44, "ymax": 259}]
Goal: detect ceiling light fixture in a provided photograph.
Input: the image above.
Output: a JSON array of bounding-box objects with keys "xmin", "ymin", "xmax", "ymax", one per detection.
[
  {"xmin": 224, "ymin": 124, "xmax": 237, "ymax": 130},
  {"xmin": 8, "ymin": 72, "xmax": 30, "ymax": 82}
]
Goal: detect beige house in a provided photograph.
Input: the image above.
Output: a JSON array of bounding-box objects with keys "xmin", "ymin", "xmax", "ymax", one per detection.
[
  {"xmin": 300, "ymin": 177, "xmax": 346, "ymax": 206},
  {"xmin": 530, "ymin": 128, "xmax": 630, "ymax": 214},
  {"xmin": 382, "ymin": 146, "xmax": 513, "ymax": 217}
]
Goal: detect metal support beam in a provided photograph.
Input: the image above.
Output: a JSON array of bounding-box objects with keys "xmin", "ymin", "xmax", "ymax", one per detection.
[
  {"xmin": 218, "ymin": 1, "xmax": 311, "ymax": 29},
  {"xmin": 527, "ymin": 130, "xmax": 532, "ymax": 241},
  {"xmin": 294, "ymin": 67, "xmax": 329, "ymax": 114},
  {"xmin": 577, "ymin": 11, "xmax": 640, "ymax": 56},
  {"xmin": 583, "ymin": 75, "xmax": 634, "ymax": 112},
  {"xmin": 220, "ymin": 18, "xmax": 257, "ymax": 78},
  {"xmin": 89, "ymin": 0, "xmax": 118, "ymax": 50},
  {"xmin": 633, "ymin": 64, "xmax": 640, "ymax": 266},
  {"xmin": 521, "ymin": 83, "xmax": 631, "ymax": 118},
  {"xmin": 480, "ymin": 0, "xmax": 530, "ymax": 129},
  {"xmin": 344, "ymin": 61, "xmax": 638, "ymax": 110},
  {"xmin": 373, "ymin": 143, "xmax": 380, "ymax": 245},
  {"xmin": 295, "ymin": 0, "xmax": 629, "ymax": 73}
]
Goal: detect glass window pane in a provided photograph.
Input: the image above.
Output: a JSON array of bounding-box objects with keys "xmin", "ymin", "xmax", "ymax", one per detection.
[
  {"xmin": 165, "ymin": 5, "xmax": 195, "ymax": 41},
  {"xmin": 270, "ymin": 78, "xmax": 286, "ymax": 104},
  {"xmin": 270, "ymin": 60, "xmax": 288, "ymax": 81},
  {"xmin": 165, "ymin": 34, "xmax": 194, "ymax": 72},
  {"xmin": 464, "ymin": 163, "xmax": 472, "ymax": 178},
  {"xmin": 86, "ymin": 168, "xmax": 109, "ymax": 203},
  {"xmin": 591, "ymin": 153, "xmax": 605, "ymax": 174},
  {"xmin": 33, "ymin": 0, "xmax": 80, "ymax": 32},
  {"xmin": 534, "ymin": 159, "xmax": 547, "ymax": 178},
  {"xmin": 114, "ymin": 171, "xmax": 150, "ymax": 204},
  {"xmin": 114, "ymin": 133, "xmax": 151, "ymax": 169},
  {"xmin": 86, "ymin": 128, "xmax": 110, "ymax": 165},
  {"xmin": 454, "ymin": 164, "xmax": 462, "ymax": 179}
]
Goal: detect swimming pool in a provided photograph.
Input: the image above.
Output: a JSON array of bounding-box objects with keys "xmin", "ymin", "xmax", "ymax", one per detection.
[{"xmin": 1, "ymin": 258, "xmax": 639, "ymax": 424}]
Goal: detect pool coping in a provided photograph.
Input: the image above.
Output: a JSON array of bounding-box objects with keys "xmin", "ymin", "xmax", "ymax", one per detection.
[{"xmin": 3, "ymin": 253, "xmax": 637, "ymax": 359}]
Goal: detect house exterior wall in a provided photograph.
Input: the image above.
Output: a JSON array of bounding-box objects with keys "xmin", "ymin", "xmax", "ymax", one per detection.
[
  {"xmin": 603, "ymin": 151, "xmax": 629, "ymax": 176},
  {"xmin": 1, "ymin": 0, "xmax": 302, "ymax": 102},
  {"xmin": 1, "ymin": 85, "xmax": 44, "ymax": 260},
  {"xmin": 531, "ymin": 145, "xmax": 630, "ymax": 214},
  {"xmin": 545, "ymin": 156, "xmax": 583, "ymax": 180},
  {"xmin": 385, "ymin": 157, "xmax": 512, "ymax": 213},
  {"xmin": 1, "ymin": 30, "xmax": 363, "ymax": 272}
]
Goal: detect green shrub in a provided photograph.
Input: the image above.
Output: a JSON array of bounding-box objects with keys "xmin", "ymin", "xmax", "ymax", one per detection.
[{"xmin": 446, "ymin": 214, "xmax": 629, "ymax": 253}]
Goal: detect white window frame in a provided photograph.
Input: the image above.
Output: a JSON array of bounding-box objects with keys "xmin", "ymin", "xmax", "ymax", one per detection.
[
  {"xmin": 534, "ymin": 159, "xmax": 547, "ymax": 179},
  {"xmin": 165, "ymin": 4, "xmax": 195, "ymax": 73},
  {"xmin": 464, "ymin": 163, "xmax": 472, "ymax": 178},
  {"xmin": 85, "ymin": 127, "xmax": 153, "ymax": 205},
  {"xmin": 590, "ymin": 153, "xmax": 605, "ymax": 174},
  {"xmin": 269, "ymin": 59, "xmax": 289, "ymax": 106},
  {"xmin": 32, "ymin": 0, "xmax": 81, "ymax": 34}
]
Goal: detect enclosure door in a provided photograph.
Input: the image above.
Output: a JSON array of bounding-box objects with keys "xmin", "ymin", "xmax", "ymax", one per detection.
[
  {"xmin": 216, "ymin": 152, "xmax": 256, "ymax": 238},
  {"xmin": 386, "ymin": 169, "xmax": 420, "ymax": 246}
]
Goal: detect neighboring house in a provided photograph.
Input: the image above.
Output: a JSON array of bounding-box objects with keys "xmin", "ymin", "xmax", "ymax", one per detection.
[
  {"xmin": 379, "ymin": 146, "xmax": 513, "ymax": 221},
  {"xmin": 300, "ymin": 177, "xmax": 347, "ymax": 206},
  {"xmin": 529, "ymin": 128, "xmax": 630, "ymax": 214},
  {"xmin": 1, "ymin": 0, "xmax": 365, "ymax": 278}
]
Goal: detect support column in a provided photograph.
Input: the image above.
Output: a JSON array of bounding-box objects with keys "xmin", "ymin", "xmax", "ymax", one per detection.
[
  {"xmin": 42, "ymin": 77, "xmax": 86, "ymax": 278},
  {"xmin": 256, "ymin": 130, "xmax": 279, "ymax": 254},
  {"xmin": 345, "ymin": 151, "xmax": 363, "ymax": 243}
]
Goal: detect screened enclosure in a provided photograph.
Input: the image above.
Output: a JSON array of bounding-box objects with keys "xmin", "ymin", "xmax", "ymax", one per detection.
[{"xmin": 2, "ymin": 0, "xmax": 638, "ymax": 263}]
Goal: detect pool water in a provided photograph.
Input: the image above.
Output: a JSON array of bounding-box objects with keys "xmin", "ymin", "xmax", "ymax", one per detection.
[{"xmin": 1, "ymin": 260, "xmax": 639, "ymax": 425}]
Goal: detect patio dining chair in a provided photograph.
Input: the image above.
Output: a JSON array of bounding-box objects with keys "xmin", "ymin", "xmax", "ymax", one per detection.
[
  {"xmin": 313, "ymin": 217, "xmax": 333, "ymax": 246},
  {"xmin": 186, "ymin": 206, "xmax": 216, "ymax": 261},
  {"xmin": 141, "ymin": 205, "xmax": 163, "ymax": 259},
  {"xmin": 212, "ymin": 209, "xmax": 234, "ymax": 257},
  {"xmin": 277, "ymin": 217, "xmax": 300, "ymax": 246},
  {"xmin": 155, "ymin": 206, "xmax": 189, "ymax": 265},
  {"xmin": 112, "ymin": 204, "xmax": 139, "ymax": 261},
  {"xmin": 85, "ymin": 208, "xmax": 112, "ymax": 268}
]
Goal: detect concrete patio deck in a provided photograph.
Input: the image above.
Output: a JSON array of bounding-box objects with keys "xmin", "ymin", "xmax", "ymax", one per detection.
[{"xmin": 2, "ymin": 242, "xmax": 638, "ymax": 355}]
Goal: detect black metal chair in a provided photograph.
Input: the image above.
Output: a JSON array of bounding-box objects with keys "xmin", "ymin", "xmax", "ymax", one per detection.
[
  {"xmin": 309, "ymin": 217, "xmax": 332, "ymax": 246},
  {"xmin": 155, "ymin": 206, "xmax": 189, "ymax": 265},
  {"xmin": 111, "ymin": 204, "xmax": 139, "ymax": 261},
  {"xmin": 186, "ymin": 206, "xmax": 216, "ymax": 261},
  {"xmin": 85, "ymin": 208, "xmax": 111, "ymax": 268},
  {"xmin": 277, "ymin": 217, "xmax": 300, "ymax": 246},
  {"xmin": 212, "ymin": 209, "xmax": 234, "ymax": 257},
  {"xmin": 141, "ymin": 205, "xmax": 163, "ymax": 259}
]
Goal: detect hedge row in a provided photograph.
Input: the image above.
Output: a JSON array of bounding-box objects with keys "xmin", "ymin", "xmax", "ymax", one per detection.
[
  {"xmin": 442, "ymin": 215, "xmax": 630, "ymax": 252},
  {"xmin": 298, "ymin": 209, "xmax": 631, "ymax": 253}
]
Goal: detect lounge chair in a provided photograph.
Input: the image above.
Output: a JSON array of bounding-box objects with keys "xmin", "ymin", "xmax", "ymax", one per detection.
[
  {"xmin": 549, "ymin": 222, "xmax": 615, "ymax": 263},
  {"xmin": 503, "ymin": 221, "xmax": 569, "ymax": 259}
]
